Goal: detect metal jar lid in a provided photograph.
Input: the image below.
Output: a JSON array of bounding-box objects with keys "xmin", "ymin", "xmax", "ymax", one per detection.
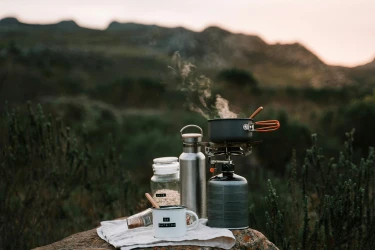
[
  {"xmin": 180, "ymin": 125, "xmax": 203, "ymax": 144},
  {"xmin": 153, "ymin": 157, "xmax": 179, "ymax": 175},
  {"xmin": 153, "ymin": 157, "xmax": 178, "ymax": 164}
]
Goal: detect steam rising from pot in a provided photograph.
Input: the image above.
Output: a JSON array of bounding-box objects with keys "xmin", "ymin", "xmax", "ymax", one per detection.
[
  {"xmin": 167, "ymin": 52, "xmax": 238, "ymax": 119},
  {"xmin": 215, "ymin": 95, "xmax": 237, "ymax": 118}
]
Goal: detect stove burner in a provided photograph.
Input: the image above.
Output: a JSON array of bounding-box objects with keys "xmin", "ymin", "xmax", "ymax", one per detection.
[
  {"xmin": 203, "ymin": 141, "xmax": 261, "ymax": 157},
  {"xmin": 202, "ymin": 140, "xmax": 262, "ymax": 168}
]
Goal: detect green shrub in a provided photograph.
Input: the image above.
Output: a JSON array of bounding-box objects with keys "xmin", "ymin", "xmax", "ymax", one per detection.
[
  {"xmin": 90, "ymin": 76, "xmax": 167, "ymax": 107},
  {"xmin": 217, "ymin": 67, "xmax": 258, "ymax": 87},
  {"xmin": 0, "ymin": 103, "xmax": 146, "ymax": 249},
  {"xmin": 2, "ymin": 102, "xmax": 374, "ymax": 250},
  {"xmin": 335, "ymin": 101, "xmax": 375, "ymax": 157},
  {"xmin": 263, "ymin": 131, "xmax": 375, "ymax": 249},
  {"xmin": 253, "ymin": 109, "xmax": 311, "ymax": 174}
]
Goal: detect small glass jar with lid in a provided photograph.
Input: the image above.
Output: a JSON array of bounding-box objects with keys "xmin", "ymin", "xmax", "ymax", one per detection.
[{"xmin": 151, "ymin": 157, "xmax": 180, "ymax": 206}]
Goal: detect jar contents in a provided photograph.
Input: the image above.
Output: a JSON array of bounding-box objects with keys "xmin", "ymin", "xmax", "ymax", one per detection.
[
  {"xmin": 153, "ymin": 189, "xmax": 180, "ymax": 206},
  {"xmin": 126, "ymin": 208, "xmax": 153, "ymax": 229},
  {"xmin": 150, "ymin": 157, "xmax": 180, "ymax": 206}
]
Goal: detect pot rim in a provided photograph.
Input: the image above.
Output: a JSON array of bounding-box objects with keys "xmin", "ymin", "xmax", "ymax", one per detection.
[
  {"xmin": 153, "ymin": 205, "xmax": 186, "ymax": 210},
  {"xmin": 208, "ymin": 118, "xmax": 253, "ymax": 121}
]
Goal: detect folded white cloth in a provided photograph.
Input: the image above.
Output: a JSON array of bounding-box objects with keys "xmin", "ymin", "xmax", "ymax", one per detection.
[{"xmin": 97, "ymin": 218, "xmax": 236, "ymax": 250}]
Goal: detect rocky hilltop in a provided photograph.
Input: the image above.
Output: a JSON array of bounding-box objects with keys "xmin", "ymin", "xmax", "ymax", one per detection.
[
  {"xmin": 0, "ymin": 17, "xmax": 82, "ymax": 31},
  {"xmin": 0, "ymin": 17, "xmax": 372, "ymax": 88},
  {"xmin": 103, "ymin": 21, "xmax": 354, "ymax": 88},
  {"xmin": 356, "ymin": 57, "xmax": 375, "ymax": 70}
]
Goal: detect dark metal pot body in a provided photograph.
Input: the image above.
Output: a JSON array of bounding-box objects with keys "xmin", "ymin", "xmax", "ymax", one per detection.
[{"xmin": 208, "ymin": 118, "xmax": 254, "ymax": 143}]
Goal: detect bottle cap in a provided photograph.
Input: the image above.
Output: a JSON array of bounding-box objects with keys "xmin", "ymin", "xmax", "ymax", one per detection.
[{"xmin": 180, "ymin": 125, "xmax": 203, "ymax": 144}]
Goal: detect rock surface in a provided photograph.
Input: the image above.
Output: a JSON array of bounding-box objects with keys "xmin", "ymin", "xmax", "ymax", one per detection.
[{"xmin": 34, "ymin": 226, "xmax": 279, "ymax": 250}]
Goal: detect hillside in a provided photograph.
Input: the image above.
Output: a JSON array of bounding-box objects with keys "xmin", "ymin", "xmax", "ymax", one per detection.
[
  {"xmin": 336, "ymin": 57, "xmax": 375, "ymax": 87},
  {"xmin": 356, "ymin": 57, "xmax": 375, "ymax": 70},
  {"xmin": 0, "ymin": 17, "xmax": 83, "ymax": 31},
  {"xmin": 104, "ymin": 22, "xmax": 354, "ymax": 87},
  {"xmin": 0, "ymin": 17, "xmax": 364, "ymax": 88}
]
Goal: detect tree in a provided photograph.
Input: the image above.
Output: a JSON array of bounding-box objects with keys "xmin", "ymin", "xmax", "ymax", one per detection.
[{"xmin": 217, "ymin": 68, "xmax": 258, "ymax": 87}]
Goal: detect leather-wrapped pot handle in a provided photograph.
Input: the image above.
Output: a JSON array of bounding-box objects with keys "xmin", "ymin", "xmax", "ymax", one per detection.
[{"xmin": 254, "ymin": 120, "xmax": 280, "ymax": 132}]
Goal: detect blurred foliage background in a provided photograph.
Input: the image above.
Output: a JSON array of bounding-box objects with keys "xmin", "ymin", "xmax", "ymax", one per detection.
[{"xmin": 1, "ymin": 19, "xmax": 375, "ymax": 249}]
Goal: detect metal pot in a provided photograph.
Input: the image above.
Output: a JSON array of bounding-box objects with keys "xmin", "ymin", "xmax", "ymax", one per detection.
[
  {"xmin": 208, "ymin": 118, "xmax": 255, "ymax": 143},
  {"xmin": 207, "ymin": 107, "xmax": 280, "ymax": 143},
  {"xmin": 208, "ymin": 115, "xmax": 280, "ymax": 143}
]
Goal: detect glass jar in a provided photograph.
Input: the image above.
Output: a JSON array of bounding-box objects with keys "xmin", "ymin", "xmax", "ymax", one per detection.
[{"xmin": 151, "ymin": 157, "xmax": 180, "ymax": 206}]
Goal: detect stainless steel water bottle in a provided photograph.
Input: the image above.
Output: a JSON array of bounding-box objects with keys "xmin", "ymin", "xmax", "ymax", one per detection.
[{"xmin": 179, "ymin": 125, "xmax": 206, "ymax": 218}]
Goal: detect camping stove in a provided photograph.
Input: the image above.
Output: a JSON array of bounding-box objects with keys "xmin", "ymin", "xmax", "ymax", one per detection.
[
  {"xmin": 179, "ymin": 107, "xmax": 279, "ymax": 229},
  {"xmin": 203, "ymin": 141, "xmax": 260, "ymax": 229}
]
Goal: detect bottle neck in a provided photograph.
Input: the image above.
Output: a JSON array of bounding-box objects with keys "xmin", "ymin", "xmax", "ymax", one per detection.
[{"xmin": 183, "ymin": 144, "xmax": 202, "ymax": 153}]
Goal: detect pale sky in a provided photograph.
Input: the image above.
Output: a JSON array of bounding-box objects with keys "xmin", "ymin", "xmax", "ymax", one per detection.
[{"xmin": 1, "ymin": 0, "xmax": 374, "ymax": 67}]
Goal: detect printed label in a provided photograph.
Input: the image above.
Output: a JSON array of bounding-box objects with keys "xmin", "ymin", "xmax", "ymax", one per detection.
[
  {"xmin": 163, "ymin": 217, "xmax": 170, "ymax": 222},
  {"xmin": 159, "ymin": 223, "xmax": 176, "ymax": 227},
  {"xmin": 156, "ymin": 193, "xmax": 166, "ymax": 197}
]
